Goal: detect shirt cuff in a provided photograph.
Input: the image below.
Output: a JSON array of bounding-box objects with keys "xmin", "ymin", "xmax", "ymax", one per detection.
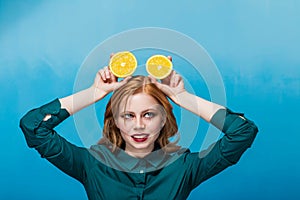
[
  {"xmin": 39, "ymin": 98, "xmax": 70, "ymax": 129},
  {"xmin": 20, "ymin": 99, "xmax": 70, "ymax": 132}
]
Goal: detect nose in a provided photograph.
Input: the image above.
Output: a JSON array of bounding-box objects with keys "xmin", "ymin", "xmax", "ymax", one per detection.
[{"xmin": 134, "ymin": 117, "xmax": 145, "ymax": 130}]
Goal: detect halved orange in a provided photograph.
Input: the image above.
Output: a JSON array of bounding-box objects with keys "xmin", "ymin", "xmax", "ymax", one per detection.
[
  {"xmin": 109, "ymin": 51, "xmax": 137, "ymax": 78},
  {"xmin": 146, "ymin": 55, "xmax": 173, "ymax": 79}
]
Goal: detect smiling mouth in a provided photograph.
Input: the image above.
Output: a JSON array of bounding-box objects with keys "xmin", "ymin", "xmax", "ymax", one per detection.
[{"xmin": 131, "ymin": 134, "xmax": 149, "ymax": 142}]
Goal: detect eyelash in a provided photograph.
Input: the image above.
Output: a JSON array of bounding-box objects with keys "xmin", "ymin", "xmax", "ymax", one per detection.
[
  {"xmin": 144, "ymin": 112, "xmax": 155, "ymax": 118},
  {"xmin": 122, "ymin": 113, "xmax": 134, "ymax": 119},
  {"xmin": 121, "ymin": 112, "xmax": 156, "ymax": 120}
]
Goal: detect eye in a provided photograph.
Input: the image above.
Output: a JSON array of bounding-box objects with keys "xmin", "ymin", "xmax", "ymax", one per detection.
[
  {"xmin": 121, "ymin": 113, "xmax": 134, "ymax": 120},
  {"xmin": 143, "ymin": 112, "xmax": 156, "ymax": 119}
]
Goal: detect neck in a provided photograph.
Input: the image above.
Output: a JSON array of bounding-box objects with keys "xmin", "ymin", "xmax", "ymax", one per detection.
[
  {"xmin": 125, "ymin": 146, "xmax": 154, "ymax": 158},
  {"xmin": 125, "ymin": 151, "xmax": 150, "ymax": 158}
]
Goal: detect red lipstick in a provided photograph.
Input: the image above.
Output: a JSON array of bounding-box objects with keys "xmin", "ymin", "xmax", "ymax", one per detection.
[{"xmin": 131, "ymin": 134, "xmax": 149, "ymax": 143}]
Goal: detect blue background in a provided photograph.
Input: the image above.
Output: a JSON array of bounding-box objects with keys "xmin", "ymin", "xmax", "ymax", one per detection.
[{"xmin": 1, "ymin": 0, "xmax": 299, "ymax": 199}]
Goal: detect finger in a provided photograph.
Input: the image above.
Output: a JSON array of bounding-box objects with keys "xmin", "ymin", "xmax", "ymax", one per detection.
[
  {"xmin": 110, "ymin": 70, "xmax": 117, "ymax": 82},
  {"xmin": 167, "ymin": 56, "xmax": 172, "ymax": 62},
  {"xmin": 161, "ymin": 70, "xmax": 173, "ymax": 84},
  {"xmin": 149, "ymin": 76, "xmax": 164, "ymax": 90},
  {"xmin": 148, "ymin": 75, "xmax": 157, "ymax": 83},
  {"xmin": 110, "ymin": 53, "xmax": 115, "ymax": 59},
  {"xmin": 123, "ymin": 76, "xmax": 132, "ymax": 83},
  {"xmin": 117, "ymin": 76, "xmax": 132, "ymax": 87},
  {"xmin": 104, "ymin": 66, "xmax": 111, "ymax": 79},
  {"xmin": 174, "ymin": 74, "xmax": 181, "ymax": 86},
  {"xmin": 95, "ymin": 71, "xmax": 103, "ymax": 84},
  {"xmin": 170, "ymin": 71, "xmax": 176, "ymax": 87},
  {"xmin": 98, "ymin": 69, "xmax": 106, "ymax": 81}
]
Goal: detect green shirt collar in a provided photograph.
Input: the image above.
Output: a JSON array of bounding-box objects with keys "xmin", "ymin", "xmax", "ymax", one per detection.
[
  {"xmin": 90, "ymin": 144, "xmax": 185, "ymax": 172},
  {"xmin": 114, "ymin": 146, "xmax": 171, "ymax": 170}
]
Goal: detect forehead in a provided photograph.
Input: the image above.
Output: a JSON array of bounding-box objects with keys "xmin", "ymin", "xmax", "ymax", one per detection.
[{"xmin": 120, "ymin": 93, "xmax": 160, "ymax": 112}]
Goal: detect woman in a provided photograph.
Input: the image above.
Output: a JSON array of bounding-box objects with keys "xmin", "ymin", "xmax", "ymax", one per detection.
[{"xmin": 20, "ymin": 59, "xmax": 258, "ymax": 199}]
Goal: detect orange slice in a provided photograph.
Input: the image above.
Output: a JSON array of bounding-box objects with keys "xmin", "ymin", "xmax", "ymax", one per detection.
[
  {"xmin": 109, "ymin": 51, "xmax": 137, "ymax": 78},
  {"xmin": 146, "ymin": 55, "xmax": 173, "ymax": 79}
]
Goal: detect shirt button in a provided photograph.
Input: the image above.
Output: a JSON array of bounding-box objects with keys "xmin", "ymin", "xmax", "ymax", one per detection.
[
  {"xmin": 139, "ymin": 170, "xmax": 144, "ymax": 173},
  {"xmin": 239, "ymin": 115, "xmax": 246, "ymax": 120}
]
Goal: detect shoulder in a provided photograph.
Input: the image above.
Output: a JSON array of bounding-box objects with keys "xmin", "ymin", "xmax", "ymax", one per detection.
[
  {"xmin": 89, "ymin": 144, "xmax": 112, "ymax": 159},
  {"xmin": 167, "ymin": 148, "xmax": 194, "ymax": 164}
]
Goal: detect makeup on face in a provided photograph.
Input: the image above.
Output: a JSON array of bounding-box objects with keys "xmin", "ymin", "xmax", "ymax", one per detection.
[
  {"xmin": 118, "ymin": 108, "xmax": 163, "ymax": 136},
  {"xmin": 116, "ymin": 93, "xmax": 166, "ymax": 155}
]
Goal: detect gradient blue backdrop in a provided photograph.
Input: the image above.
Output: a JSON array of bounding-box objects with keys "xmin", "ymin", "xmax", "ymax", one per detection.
[{"xmin": 1, "ymin": 0, "xmax": 299, "ymax": 199}]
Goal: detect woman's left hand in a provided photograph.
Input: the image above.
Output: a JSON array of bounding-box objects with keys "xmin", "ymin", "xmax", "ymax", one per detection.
[{"xmin": 149, "ymin": 70, "xmax": 186, "ymax": 104}]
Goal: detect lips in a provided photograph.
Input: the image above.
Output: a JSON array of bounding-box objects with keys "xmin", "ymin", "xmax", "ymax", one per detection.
[{"xmin": 131, "ymin": 134, "xmax": 149, "ymax": 143}]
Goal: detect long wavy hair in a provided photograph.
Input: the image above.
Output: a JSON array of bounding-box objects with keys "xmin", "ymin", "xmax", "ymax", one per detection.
[{"xmin": 98, "ymin": 76, "xmax": 180, "ymax": 153}]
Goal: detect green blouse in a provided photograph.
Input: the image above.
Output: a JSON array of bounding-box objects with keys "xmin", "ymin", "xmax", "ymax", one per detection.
[{"xmin": 20, "ymin": 99, "xmax": 258, "ymax": 200}]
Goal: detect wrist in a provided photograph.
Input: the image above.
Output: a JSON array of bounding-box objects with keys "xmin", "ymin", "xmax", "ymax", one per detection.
[
  {"xmin": 171, "ymin": 90, "xmax": 188, "ymax": 105},
  {"xmin": 88, "ymin": 86, "xmax": 108, "ymax": 102}
]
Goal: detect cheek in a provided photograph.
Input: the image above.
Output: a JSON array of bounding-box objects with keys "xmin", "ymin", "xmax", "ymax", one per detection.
[
  {"xmin": 116, "ymin": 119, "xmax": 134, "ymax": 132},
  {"xmin": 152, "ymin": 133, "xmax": 160, "ymax": 142},
  {"xmin": 120, "ymin": 132, "xmax": 131, "ymax": 142},
  {"xmin": 146, "ymin": 118, "xmax": 164, "ymax": 132}
]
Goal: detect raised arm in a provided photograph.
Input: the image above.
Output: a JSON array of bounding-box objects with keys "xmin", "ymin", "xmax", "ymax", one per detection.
[
  {"xmin": 19, "ymin": 66, "xmax": 127, "ymax": 182},
  {"xmin": 151, "ymin": 68, "xmax": 258, "ymax": 189},
  {"xmin": 60, "ymin": 66, "xmax": 131, "ymax": 115},
  {"xmin": 150, "ymin": 70, "xmax": 224, "ymax": 122}
]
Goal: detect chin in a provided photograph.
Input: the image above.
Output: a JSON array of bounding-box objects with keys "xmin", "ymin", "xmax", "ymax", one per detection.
[{"xmin": 131, "ymin": 143, "xmax": 152, "ymax": 150}]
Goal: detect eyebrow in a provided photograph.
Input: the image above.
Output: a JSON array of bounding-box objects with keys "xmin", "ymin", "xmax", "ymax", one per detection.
[{"xmin": 120, "ymin": 109, "xmax": 158, "ymax": 115}]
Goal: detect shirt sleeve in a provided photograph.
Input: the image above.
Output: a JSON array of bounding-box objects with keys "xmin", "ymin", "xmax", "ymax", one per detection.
[
  {"xmin": 186, "ymin": 108, "xmax": 258, "ymax": 189},
  {"xmin": 19, "ymin": 99, "xmax": 89, "ymax": 183}
]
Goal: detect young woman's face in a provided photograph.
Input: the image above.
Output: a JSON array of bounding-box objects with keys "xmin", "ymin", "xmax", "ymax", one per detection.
[{"xmin": 115, "ymin": 93, "xmax": 165, "ymax": 156}]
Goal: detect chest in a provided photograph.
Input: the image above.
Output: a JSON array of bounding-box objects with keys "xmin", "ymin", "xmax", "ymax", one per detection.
[{"xmin": 83, "ymin": 163, "xmax": 191, "ymax": 200}]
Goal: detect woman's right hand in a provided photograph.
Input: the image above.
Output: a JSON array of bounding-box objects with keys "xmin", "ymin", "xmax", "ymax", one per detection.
[
  {"xmin": 60, "ymin": 60, "xmax": 131, "ymax": 115},
  {"xmin": 92, "ymin": 66, "xmax": 131, "ymax": 96}
]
